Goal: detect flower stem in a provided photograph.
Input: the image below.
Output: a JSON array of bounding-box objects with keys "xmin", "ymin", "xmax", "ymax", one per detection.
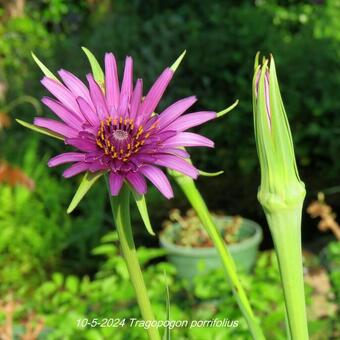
[
  {"xmin": 265, "ymin": 206, "xmax": 309, "ymax": 340},
  {"xmin": 173, "ymin": 173, "xmax": 265, "ymax": 340},
  {"xmin": 106, "ymin": 178, "xmax": 161, "ymax": 340}
]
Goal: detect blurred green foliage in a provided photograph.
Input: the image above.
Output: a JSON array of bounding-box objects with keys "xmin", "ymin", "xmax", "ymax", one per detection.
[
  {"xmin": 1, "ymin": 0, "xmax": 339, "ymax": 179},
  {"xmin": 1, "ymin": 1, "xmax": 339, "ymax": 241},
  {"xmin": 0, "ymin": 233, "xmax": 335, "ymax": 339}
]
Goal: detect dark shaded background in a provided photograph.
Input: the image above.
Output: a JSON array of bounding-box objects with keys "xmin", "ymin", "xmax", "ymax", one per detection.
[{"xmin": 1, "ymin": 0, "xmax": 339, "ymax": 277}]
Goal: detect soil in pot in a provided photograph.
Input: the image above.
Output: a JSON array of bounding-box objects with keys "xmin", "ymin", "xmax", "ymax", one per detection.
[{"xmin": 159, "ymin": 210, "xmax": 263, "ymax": 280}]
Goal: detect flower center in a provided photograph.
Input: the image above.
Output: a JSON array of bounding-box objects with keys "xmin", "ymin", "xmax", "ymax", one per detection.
[
  {"xmin": 95, "ymin": 116, "xmax": 157, "ymax": 162},
  {"xmin": 112, "ymin": 129, "xmax": 129, "ymax": 141}
]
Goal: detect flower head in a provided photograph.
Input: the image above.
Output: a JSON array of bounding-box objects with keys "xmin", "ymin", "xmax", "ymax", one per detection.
[
  {"xmin": 252, "ymin": 54, "xmax": 305, "ymax": 212},
  {"xmin": 35, "ymin": 53, "xmax": 216, "ymax": 198}
]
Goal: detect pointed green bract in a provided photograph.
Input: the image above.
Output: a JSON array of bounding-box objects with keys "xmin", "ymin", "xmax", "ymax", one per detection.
[
  {"xmin": 170, "ymin": 50, "xmax": 186, "ymax": 72},
  {"xmin": 217, "ymin": 99, "xmax": 239, "ymax": 118},
  {"xmin": 81, "ymin": 47, "xmax": 105, "ymax": 86},
  {"xmin": 130, "ymin": 189, "xmax": 155, "ymax": 236},
  {"xmin": 31, "ymin": 52, "xmax": 59, "ymax": 82},
  {"xmin": 198, "ymin": 170, "xmax": 224, "ymax": 177},
  {"xmin": 16, "ymin": 119, "xmax": 64, "ymax": 140},
  {"xmin": 67, "ymin": 171, "xmax": 104, "ymax": 214}
]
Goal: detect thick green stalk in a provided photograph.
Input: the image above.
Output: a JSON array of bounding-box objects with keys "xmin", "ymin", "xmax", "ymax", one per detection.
[
  {"xmin": 265, "ymin": 206, "xmax": 309, "ymax": 340},
  {"xmin": 173, "ymin": 172, "xmax": 265, "ymax": 340},
  {"xmin": 106, "ymin": 179, "xmax": 161, "ymax": 340}
]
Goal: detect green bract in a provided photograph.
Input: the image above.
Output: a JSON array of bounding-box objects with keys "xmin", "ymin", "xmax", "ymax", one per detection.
[{"xmin": 253, "ymin": 54, "xmax": 306, "ymax": 212}]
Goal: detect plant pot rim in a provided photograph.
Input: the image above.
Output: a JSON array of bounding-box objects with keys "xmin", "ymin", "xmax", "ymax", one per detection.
[{"xmin": 159, "ymin": 215, "xmax": 263, "ymax": 256}]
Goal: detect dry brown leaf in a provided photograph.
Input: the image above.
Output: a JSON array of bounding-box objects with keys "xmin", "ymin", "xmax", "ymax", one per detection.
[
  {"xmin": 307, "ymin": 197, "xmax": 340, "ymax": 240},
  {"xmin": 0, "ymin": 160, "xmax": 35, "ymax": 190},
  {"xmin": 0, "ymin": 112, "xmax": 11, "ymax": 129}
]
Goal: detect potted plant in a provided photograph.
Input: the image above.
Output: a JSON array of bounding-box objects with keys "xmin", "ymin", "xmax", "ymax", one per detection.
[{"xmin": 159, "ymin": 209, "xmax": 263, "ymax": 280}]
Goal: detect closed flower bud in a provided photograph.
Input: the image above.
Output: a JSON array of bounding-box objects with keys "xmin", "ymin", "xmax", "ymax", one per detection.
[{"xmin": 253, "ymin": 54, "xmax": 305, "ymax": 213}]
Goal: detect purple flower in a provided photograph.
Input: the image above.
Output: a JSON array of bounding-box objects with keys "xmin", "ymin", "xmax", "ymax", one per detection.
[{"xmin": 35, "ymin": 54, "xmax": 216, "ymax": 198}]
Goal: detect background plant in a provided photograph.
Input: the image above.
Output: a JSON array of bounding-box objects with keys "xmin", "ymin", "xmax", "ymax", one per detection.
[{"xmin": 1, "ymin": 1, "xmax": 339, "ymax": 242}]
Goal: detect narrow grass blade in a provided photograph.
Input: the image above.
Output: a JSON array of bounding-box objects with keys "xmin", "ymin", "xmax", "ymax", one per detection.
[{"xmin": 163, "ymin": 270, "xmax": 171, "ymax": 340}]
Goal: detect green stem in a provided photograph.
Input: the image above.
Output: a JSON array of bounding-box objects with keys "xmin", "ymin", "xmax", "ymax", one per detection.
[
  {"xmin": 173, "ymin": 173, "xmax": 265, "ymax": 340},
  {"xmin": 265, "ymin": 206, "xmax": 309, "ymax": 340},
  {"xmin": 106, "ymin": 178, "xmax": 161, "ymax": 340}
]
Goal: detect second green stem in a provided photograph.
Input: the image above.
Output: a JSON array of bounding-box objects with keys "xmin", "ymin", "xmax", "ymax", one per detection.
[{"xmin": 174, "ymin": 173, "xmax": 265, "ymax": 340}]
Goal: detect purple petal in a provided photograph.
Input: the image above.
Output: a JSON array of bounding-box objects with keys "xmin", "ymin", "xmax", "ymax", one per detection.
[
  {"xmin": 126, "ymin": 172, "xmax": 147, "ymax": 195},
  {"xmin": 167, "ymin": 111, "xmax": 216, "ymax": 131},
  {"xmin": 42, "ymin": 97, "xmax": 82, "ymax": 129},
  {"xmin": 154, "ymin": 154, "xmax": 198, "ymax": 178},
  {"xmin": 143, "ymin": 130, "xmax": 177, "ymax": 145},
  {"xmin": 157, "ymin": 96, "xmax": 197, "ymax": 129},
  {"xmin": 120, "ymin": 56, "xmax": 133, "ymax": 101},
  {"xmin": 87, "ymin": 74, "xmax": 108, "ymax": 121},
  {"xmin": 77, "ymin": 96, "xmax": 99, "ymax": 126},
  {"xmin": 88, "ymin": 162, "xmax": 108, "ymax": 172},
  {"xmin": 34, "ymin": 117, "xmax": 78, "ymax": 138},
  {"xmin": 117, "ymin": 93, "xmax": 129, "ymax": 118},
  {"xmin": 109, "ymin": 172, "xmax": 124, "ymax": 195},
  {"xmin": 63, "ymin": 162, "xmax": 89, "ymax": 178},
  {"xmin": 163, "ymin": 148, "xmax": 190, "ymax": 158},
  {"xmin": 48, "ymin": 152, "xmax": 85, "ymax": 167},
  {"xmin": 41, "ymin": 77, "xmax": 82, "ymax": 119},
  {"xmin": 58, "ymin": 69, "xmax": 94, "ymax": 110},
  {"xmin": 84, "ymin": 151, "xmax": 104, "ymax": 162},
  {"xmin": 139, "ymin": 68, "xmax": 173, "ymax": 118},
  {"xmin": 129, "ymin": 79, "xmax": 143, "ymax": 121},
  {"xmin": 139, "ymin": 165, "xmax": 173, "ymax": 199},
  {"xmin": 163, "ymin": 132, "xmax": 214, "ymax": 148},
  {"xmin": 105, "ymin": 53, "xmax": 120, "ymax": 112},
  {"xmin": 65, "ymin": 137, "xmax": 98, "ymax": 152}
]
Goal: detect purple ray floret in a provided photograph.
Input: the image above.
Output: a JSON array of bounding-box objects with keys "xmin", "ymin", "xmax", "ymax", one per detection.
[{"xmin": 36, "ymin": 53, "xmax": 216, "ymax": 198}]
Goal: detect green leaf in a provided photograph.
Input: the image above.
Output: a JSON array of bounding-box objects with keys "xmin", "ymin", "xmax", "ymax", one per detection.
[
  {"xmin": 31, "ymin": 52, "xmax": 59, "ymax": 82},
  {"xmin": 67, "ymin": 171, "xmax": 104, "ymax": 214},
  {"xmin": 130, "ymin": 189, "xmax": 155, "ymax": 236},
  {"xmin": 199, "ymin": 170, "xmax": 224, "ymax": 177},
  {"xmin": 92, "ymin": 244, "xmax": 116, "ymax": 256},
  {"xmin": 16, "ymin": 119, "xmax": 64, "ymax": 140},
  {"xmin": 81, "ymin": 46, "xmax": 104, "ymax": 86},
  {"xmin": 170, "ymin": 50, "xmax": 186, "ymax": 72},
  {"xmin": 217, "ymin": 99, "xmax": 239, "ymax": 118},
  {"xmin": 65, "ymin": 275, "xmax": 79, "ymax": 294}
]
